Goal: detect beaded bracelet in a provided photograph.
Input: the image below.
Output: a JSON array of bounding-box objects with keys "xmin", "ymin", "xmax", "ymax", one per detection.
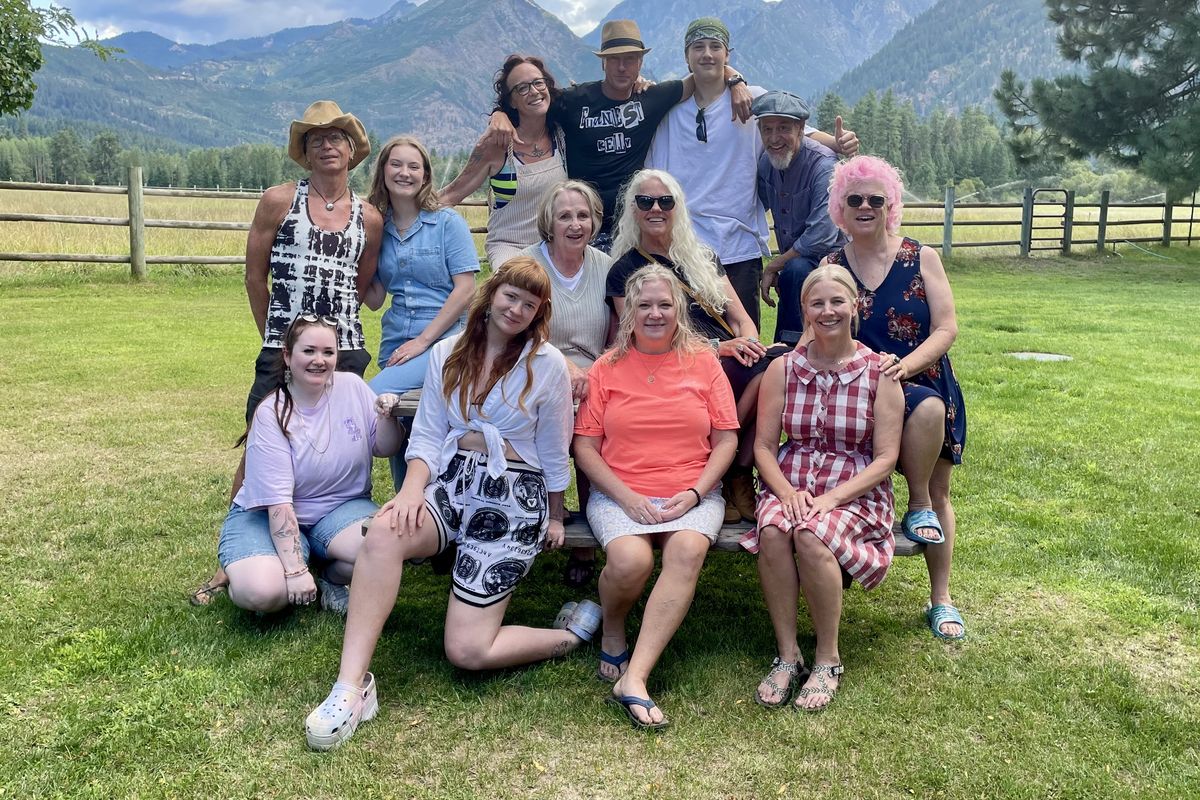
[{"xmin": 686, "ymin": 487, "xmax": 701, "ymax": 505}]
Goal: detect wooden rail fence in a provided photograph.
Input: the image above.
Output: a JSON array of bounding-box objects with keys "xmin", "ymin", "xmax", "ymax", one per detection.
[{"xmin": 1, "ymin": 168, "xmax": 1196, "ymax": 279}]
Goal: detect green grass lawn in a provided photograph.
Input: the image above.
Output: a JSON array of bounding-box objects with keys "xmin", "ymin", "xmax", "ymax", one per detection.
[{"xmin": 1, "ymin": 250, "xmax": 1198, "ymax": 799}]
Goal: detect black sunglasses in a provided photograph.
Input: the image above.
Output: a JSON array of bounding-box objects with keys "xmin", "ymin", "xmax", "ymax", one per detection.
[
  {"xmin": 296, "ymin": 312, "xmax": 338, "ymax": 328},
  {"xmin": 695, "ymin": 107, "xmax": 707, "ymax": 143},
  {"xmin": 634, "ymin": 194, "xmax": 676, "ymax": 212},
  {"xmin": 846, "ymin": 194, "xmax": 887, "ymax": 209}
]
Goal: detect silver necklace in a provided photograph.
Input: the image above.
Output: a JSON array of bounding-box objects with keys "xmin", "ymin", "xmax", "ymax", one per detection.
[{"xmin": 310, "ymin": 182, "xmax": 347, "ymax": 212}]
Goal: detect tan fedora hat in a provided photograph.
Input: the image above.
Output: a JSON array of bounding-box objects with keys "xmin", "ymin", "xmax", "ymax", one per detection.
[
  {"xmin": 593, "ymin": 19, "xmax": 651, "ymax": 57},
  {"xmin": 287, "ymin": 100, "xmax": 371, "ymax": 171}
]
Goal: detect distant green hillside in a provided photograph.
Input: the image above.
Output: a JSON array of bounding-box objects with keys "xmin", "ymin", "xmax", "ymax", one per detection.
[
  {"xmin": 16, "ymin": 0, "xmax": 1081, "ymax": 153},
  {"xmin": 25, "ymin": 0, "xmax": 596, "ymax": 152},
  {"xmin": 829, "ymin": 0, "xmax": 1074, "ymax": 112}
]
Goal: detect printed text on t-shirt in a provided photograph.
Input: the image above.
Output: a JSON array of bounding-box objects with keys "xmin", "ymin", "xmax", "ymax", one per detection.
[{"xmin": 579, "ymin": 102, "xmax": 646, "ymax": 154}]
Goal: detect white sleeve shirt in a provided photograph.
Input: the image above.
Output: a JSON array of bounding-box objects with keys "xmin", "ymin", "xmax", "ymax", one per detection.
[{"xmin": 405, "ymin": 335, "xmax": 574, "ymax": 491}]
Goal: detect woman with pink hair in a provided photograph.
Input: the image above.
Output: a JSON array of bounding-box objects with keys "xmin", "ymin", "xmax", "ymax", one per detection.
[{"xmin": 824, "ymin": 155, "xmax": 968, "ymax": 641}]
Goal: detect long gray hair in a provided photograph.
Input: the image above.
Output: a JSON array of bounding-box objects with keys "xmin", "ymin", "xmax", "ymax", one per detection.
[{"xmin": 610, "ymin": 169, "xmax": 728, "ymax": 312}]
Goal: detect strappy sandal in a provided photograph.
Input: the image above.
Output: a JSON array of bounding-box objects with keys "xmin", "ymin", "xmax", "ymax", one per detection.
[
  {"xmin": 754, "ymin": 656, "xmax": 809, "ymax": 709},
  {"xmin": 793, "ymin": 663, "xmax": 844, "ymax": 712},
  {"xmin": 187, "ymin": 577, "xmax": 227, "ymax": 607}
]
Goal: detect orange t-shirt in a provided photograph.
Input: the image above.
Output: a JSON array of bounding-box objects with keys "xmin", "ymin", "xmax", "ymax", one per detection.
[{"xmin": 574, "ymin": 347, "xmax": 739, "ymax": 497}]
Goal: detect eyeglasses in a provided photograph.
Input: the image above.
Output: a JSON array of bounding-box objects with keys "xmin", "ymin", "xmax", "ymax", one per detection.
[
  {"xmin": 634, "ymin": 195, "xmax": 676, "ymax": 212},
  {"xmin": 695, "ymin": 107, "xmax": 707, "ymax": 143},
  {"xmin": 509, "ymin": 77, "xmax": 548, "ymax": 97},
  {"xmin": 846, "ymin": 194, "xmax": 887, "ymax": 209},
  {"xmin": 306, "ymin": 131, "xmax": 348, "ymax": 149},
  {"xmin": 296, "ymin": 313, "xmax": 338, "ymax": 329}
]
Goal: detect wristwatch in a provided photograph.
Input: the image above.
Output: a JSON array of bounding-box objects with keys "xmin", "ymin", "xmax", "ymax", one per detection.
[
  {"xmin": 726, "ymin": 75, "xmax": 747, "ymax": 88},
  {"xmin": 708, "ymin": 338, "xmax": 721, "ymax": 351}
]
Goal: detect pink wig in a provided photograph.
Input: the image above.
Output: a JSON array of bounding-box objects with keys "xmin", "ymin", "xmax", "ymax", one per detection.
[{"xmin": 828, "ymin": 155, "xmax": 905, "ymax": 235}]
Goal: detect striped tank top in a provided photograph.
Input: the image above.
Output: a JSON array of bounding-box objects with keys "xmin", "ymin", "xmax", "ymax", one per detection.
[{"xmin": 485, "ymin": 127, "xmax": 567, "ymax": 267}]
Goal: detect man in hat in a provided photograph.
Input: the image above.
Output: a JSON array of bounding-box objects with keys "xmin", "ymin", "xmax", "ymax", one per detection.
[
  {"xmin": 755, "ymin": 90, "xmax": 846, "ymax": 342},
  {"xmin": 487, "ymin": 19, "xmax": 753, "ymax": 251},
  {"xmin": 189, "ymin": 100, "xmax": 383, "ymax": 606},
  {"xmin": 646, "ymin": 18, "xmax": 857, "ymax": 332},
  {"xmin": 245, "ymin": 99, "xmax": 381, "ymax": 397}
]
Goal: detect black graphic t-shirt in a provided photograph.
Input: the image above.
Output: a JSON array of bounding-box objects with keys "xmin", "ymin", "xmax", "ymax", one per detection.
[{"xmin": 552, "ymin": 80, "xmax": 684, "ymax": 232}]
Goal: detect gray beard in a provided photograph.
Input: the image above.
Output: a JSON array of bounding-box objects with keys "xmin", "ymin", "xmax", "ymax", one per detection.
[{"xmin": 766, "ymin": 149, "xmax": 796, "ymax": 171}]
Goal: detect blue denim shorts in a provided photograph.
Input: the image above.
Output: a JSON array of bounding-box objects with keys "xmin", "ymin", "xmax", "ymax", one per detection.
[{"xmin": 217, "ymin": 496, "xmax": 379, "ymax": 569}]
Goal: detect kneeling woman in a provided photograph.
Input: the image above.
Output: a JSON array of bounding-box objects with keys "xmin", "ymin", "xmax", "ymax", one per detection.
[
  {"xmin": 747, "ymin": 265, "xmax": 903, "ymax": 711},
  {"xmin": 220, "ymin": 314, "xmax": 406, "ymax": 614},
  {"xmin": 306, "ymin": 257, "xmax": 597, "ymax": 750},
  {"xmin": 574, "ymin": 265, "xmax": 739, "ymax": 729}
]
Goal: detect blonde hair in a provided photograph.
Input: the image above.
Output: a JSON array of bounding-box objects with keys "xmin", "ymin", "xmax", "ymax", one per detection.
[
  {"xmin": 609, "ymin": 265, "xmax": 705, "ymax": 362},
  {"xmin": 801, "ymin": 263, "xmax": 860, "ymax": 334},
  {"xmin": 610, "ymin": 169, "xmax": 727, "ymax": 311}
]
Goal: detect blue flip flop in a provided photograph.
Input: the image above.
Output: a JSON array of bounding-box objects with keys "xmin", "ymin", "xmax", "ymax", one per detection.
[
  {"xmin": 926, "ymin": 603, "xmax": 966, "ymax": 640},
  {"xmin": 901, "ymin": 508, "xmax": 945, "ymax": 545},
  {"xmin": 608, "ymin": 693, "xmax": 669, "ymax": 730},
  {"xmin": 597, "ymin": 649, "xmax": 631, "ymax": 682}
]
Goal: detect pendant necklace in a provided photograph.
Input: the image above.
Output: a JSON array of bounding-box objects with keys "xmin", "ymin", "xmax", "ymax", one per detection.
[
  {"xmin": 311, "ymin": 182, "xmax": 347, "ymax": 212},
  {"xmin": 631, "ymin": 347, "xmax": 668, "ymax": 384},
  {"xmin": 528, "ymin": 135, "xmax": 547, "ymax": 158}
]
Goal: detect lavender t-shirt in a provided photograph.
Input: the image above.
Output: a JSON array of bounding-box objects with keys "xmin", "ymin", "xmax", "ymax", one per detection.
[{"xmin": 235, "ymin": 372, "xmax": 378, "ymax": 525}]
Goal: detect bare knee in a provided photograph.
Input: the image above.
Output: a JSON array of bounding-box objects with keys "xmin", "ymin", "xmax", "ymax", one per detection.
[
  {"xmin": 602, "ymin": 548, "xmax": 654, "ymax": 588},
  {"xmin": 661, "ymin": 534, "xmax": 710, "ymax": 578},
  {"xmin": 228, "ymin": 573, "xmax": 287, "ymax": 612},
  {"xmin": 906, "ymin": 396, "xmax": 945, "ymax": 434},
  {"xmin": 444, "ymin": 633, "xmax": 490, "ymax": 671},
  {"xmin": 359, "ymin": 518, "xmax": 411, "ymax": 563},
  {"xmin": 792, "ymin": 530, "xmax": 835, "ymax": 566},
  {"xmin": 758, "ymin": 525, "xmax": 794, "ymax": 556}
]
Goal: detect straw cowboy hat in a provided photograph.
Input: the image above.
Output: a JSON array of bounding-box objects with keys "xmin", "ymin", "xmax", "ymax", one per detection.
[
  {"xmin": 287, "ymin": 100, "xmax": 371, "ymax": 170},
  {"xmin": 593, "ymin": 20, "xmax": 651, "ymax": 57}
]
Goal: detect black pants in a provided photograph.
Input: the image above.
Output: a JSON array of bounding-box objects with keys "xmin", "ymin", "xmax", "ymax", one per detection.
[{"xmin": 723, "ymin": 256, "xmax": 765, "ymax": 332}]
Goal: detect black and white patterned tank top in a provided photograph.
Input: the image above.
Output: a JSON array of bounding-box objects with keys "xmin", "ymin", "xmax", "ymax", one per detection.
[{"xmin": 264, "ymin": 179, "xmax": 366, "ymax": 351}]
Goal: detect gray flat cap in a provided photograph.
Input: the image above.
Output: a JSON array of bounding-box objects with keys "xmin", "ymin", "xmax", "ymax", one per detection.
[{"xmin": 751, "ymin": 91, "xmax": 811, "ymax": 123}]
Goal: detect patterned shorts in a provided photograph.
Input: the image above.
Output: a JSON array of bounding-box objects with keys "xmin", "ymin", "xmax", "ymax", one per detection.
[{"xmin": 424, "ymin": 450, "xmax": 550, "ymax": 607}]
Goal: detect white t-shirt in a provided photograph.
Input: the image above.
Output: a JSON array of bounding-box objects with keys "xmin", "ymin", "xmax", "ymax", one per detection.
[{"xmin": 645, "ymin": 85, "xmax": 770, "ymax": 264}]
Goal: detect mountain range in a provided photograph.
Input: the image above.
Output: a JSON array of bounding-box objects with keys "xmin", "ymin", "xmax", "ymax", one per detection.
[{"xmin": 18, "ymin": 0, "xmax": 1072, "ymax": 152}]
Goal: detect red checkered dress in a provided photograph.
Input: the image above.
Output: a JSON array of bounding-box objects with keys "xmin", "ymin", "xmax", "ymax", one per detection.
[{"xmin": 742, "ymin": 343, "xmax": 895, "ymax": 590}]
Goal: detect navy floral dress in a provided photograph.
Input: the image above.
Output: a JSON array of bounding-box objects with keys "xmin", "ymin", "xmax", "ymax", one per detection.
[{"xmin": 828, "ymin": 237, "xmax": 966, "ymax": 464}]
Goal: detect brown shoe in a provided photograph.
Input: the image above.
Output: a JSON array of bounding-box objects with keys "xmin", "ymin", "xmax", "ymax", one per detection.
[
  {"xmin": 729, "ymin": 466, "xmax": 757, "ymax": 522},
  {"xmin": 721, "ymin": 482, "xmax": 741, "ymax": 524}
]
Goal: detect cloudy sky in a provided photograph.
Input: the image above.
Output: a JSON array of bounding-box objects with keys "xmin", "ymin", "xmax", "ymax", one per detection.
[{"xmin": 37, "ymin": 0, "xmax": 624, "ymax": 44}]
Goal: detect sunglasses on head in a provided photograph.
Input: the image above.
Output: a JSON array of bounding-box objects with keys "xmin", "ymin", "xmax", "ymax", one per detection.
[
  {"xmin": 296, "ymin": 312, "xmax": 338, "ymax": 329},
  {"xmin": 634, "ymin": 194, "xmax": 676, "ymax": 212},
  {"xmin": 846, "ymin": 194, "xmax": 887, "ymax": 209}
]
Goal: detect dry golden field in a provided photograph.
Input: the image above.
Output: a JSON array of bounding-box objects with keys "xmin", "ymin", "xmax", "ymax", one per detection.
[{"xmin": 0, "ymin": 187, "xmax": 1195, "ymax": 275}]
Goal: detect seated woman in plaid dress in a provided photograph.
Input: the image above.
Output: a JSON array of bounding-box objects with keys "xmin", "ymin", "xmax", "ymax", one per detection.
[{"xmin": 743, "ymin": 264, "xmax": 903, "ymax": 711}]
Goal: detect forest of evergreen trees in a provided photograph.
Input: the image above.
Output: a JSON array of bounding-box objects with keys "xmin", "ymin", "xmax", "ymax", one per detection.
[{"xmin": 0, "ymin": 91, "xmax": 1171, "ymax": 204}]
